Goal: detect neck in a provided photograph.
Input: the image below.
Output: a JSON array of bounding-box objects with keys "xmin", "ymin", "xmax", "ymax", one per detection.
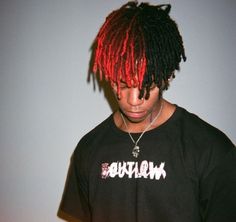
[{"xmin": 118, "ymin": 98, "xmax": 164, "ymax": 133}]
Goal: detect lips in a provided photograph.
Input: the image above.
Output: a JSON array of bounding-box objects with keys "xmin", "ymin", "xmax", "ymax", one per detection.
[{"xmin": 125, "ymin": 111, "xmax": 147, "ymax": 119}]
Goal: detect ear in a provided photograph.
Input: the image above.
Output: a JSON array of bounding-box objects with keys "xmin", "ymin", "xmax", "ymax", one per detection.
[{"xmin": 110, "ymin": 81, "xmax": 117, "ymax": 91}]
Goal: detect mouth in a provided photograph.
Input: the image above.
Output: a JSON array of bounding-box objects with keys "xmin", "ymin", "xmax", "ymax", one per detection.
[{"xmin": 124, "ymin": 111, "xmax": 147, "ymax": 119}]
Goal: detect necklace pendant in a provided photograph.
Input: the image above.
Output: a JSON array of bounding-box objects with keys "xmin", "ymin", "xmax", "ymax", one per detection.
[{"xmin": 132, "ymin": 145, "xmax": 140, "ymax": 158}]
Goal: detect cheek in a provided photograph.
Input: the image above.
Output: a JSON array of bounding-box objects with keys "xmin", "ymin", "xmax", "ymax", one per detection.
[
  {"xmin": 116, "ymin": 92, "xmax": 129, "ymax": 108},
  {"xmin": 115, "ymin": 87, "xmax": 129, "ymax": 100},
  {"xmin": 145, "ymin": 89, "xmax": 160, "ymax": 105},
  {"xmin": 150, "ymin": 87, "xmax": 160, "ymax": 98}
]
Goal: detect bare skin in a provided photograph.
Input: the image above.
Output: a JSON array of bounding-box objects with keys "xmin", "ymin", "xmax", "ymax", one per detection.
[{"xmin": 112, "ymin": 82, "xmax": 176, "ymax": 133}]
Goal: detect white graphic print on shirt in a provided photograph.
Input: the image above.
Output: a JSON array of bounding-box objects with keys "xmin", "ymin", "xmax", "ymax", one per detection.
[{"xmin": 101, "ymin": 160, "xmax": 166, "ymax": 180}]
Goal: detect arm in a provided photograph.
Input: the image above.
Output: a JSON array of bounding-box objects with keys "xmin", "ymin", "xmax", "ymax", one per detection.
[
  {"xmin": 58, "ymin": 210, "xmax": 83, "ymax": 222},
  {"xmin": 58, "ymin": 149, "xmax": 91, "ymax": 222}
]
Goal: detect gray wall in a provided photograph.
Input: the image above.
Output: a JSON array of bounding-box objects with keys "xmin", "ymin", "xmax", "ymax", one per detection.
[{"xmin": 0, "ymin": 0, "xmax": 235, "ymax": 221}]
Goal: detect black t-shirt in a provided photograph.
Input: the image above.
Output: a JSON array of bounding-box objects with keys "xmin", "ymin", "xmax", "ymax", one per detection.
[{"xmin": 59, "ymin": 106, "xmax": 236, "ymax": 222}]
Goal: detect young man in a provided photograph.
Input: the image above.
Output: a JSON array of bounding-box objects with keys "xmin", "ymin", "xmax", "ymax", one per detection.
[{"xmin": 58, "ymin": 1, "xmax": 236, "ymax": 222}]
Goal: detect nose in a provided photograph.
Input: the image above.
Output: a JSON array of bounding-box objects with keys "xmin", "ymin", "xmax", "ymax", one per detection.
[{"xmin": 127, "ymin": 87, "xmax": 144, "ymax": 106}]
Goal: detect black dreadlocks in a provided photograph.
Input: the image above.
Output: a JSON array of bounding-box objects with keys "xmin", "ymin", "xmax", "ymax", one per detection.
[{"xmin": 92, "ymin": 1, "xmax": 186, "ymax": 99}]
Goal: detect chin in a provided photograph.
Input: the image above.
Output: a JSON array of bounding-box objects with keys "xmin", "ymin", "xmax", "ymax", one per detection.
[{"xmin": 126, "ymin": 115, "xmax": 147, "ymax": 124}]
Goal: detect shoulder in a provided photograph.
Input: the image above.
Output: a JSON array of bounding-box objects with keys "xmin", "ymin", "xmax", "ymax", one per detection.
[
  {"xmin": 177, "ymin": 106, "xmax": 234, "ymax": 149},
  {"xmin": 73, "ymin": 114, "xmax": 114, "ymax": 156},
  {"xmin": 175, "ymin": 106, "xmax": 235, "ymax": 177}
]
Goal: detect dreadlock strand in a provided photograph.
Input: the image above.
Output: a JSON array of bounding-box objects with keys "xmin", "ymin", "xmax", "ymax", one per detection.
[{"xmin": 92, "ymin": 1, "xmax": 186, "ymax": 96}]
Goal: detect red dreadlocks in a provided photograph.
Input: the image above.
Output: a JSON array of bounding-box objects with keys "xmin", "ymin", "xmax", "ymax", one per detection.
[{"xmin": 92, "ymin": 1, "xmax": 186, "ymax": 99}]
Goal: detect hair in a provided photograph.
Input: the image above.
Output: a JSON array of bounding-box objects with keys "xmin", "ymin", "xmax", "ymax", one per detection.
[{"xmin": 92, "ymin": 1, "xmax": 186, "ymax": 99}]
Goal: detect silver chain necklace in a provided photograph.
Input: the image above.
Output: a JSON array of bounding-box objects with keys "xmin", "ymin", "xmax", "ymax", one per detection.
[{"xmin": 120, "ymin": 102, "xmax": 163, "ymax": 158}]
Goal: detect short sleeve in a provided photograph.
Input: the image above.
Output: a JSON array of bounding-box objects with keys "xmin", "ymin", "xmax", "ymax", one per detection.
[
  {"xmin": 58, "ymin": 151, "xmax": 91, "ymax": 222},
  {"xmin": 200, "ymin": 148, "xmax": 236, "ymax": 221}
]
